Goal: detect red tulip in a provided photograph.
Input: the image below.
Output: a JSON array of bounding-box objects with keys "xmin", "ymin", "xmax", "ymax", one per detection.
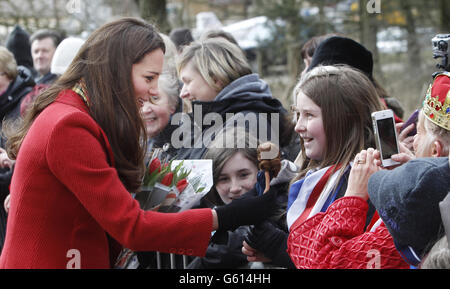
[
  {"xmin": 165, "ymin": 192, "xmax": 177, "ymax": 199},
  {"xmin": 176, "ymin": 179, "xmax": 188, "ymax": 192},
  {"xmin": 161, "ymin": 172, "xmax": 174, "ymax": 187},
  {"xmin": 148, "ymin": 158, "xmax": 161, "ymax": 174}
]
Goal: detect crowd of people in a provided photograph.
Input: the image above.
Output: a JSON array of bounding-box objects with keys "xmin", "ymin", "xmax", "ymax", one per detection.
[{"xmin": 0, "ymin": 16, "xmax": 449, "ymax": 269}]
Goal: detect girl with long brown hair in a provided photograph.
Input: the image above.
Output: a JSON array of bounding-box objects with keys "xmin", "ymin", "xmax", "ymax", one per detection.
[
  {"xmin": 244, "ymin": 65, "xmax": 407, "ymax": 268},
  {"xmin": 285, "ymin": 66, "xmax": 407, "ymax": 268}
]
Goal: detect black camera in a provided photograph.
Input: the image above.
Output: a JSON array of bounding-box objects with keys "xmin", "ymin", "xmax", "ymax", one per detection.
[{"xmin": 433, "ymin": 34, "xmax": 450, "ymax": 74}]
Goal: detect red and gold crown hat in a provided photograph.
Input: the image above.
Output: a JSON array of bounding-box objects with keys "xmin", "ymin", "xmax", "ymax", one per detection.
[{"xmin": 423, "ymin": 72, "xmax": 450, "ymax": 131}]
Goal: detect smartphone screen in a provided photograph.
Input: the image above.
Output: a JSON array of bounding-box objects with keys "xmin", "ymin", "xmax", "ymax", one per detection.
[{"xmin": 377, "ymin": 118, "xmax": 399, "ymax": 159}]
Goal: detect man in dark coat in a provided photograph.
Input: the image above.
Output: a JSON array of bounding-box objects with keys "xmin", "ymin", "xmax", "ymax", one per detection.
[{"xmin": 30, "ymin": 29, "xmax": 62, "ymax": 85}]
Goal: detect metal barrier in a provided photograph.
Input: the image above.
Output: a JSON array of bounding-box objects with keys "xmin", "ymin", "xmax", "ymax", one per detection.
[{"xmin": 155, "ymin": 252, "xmax": 190, "ymax": 269}]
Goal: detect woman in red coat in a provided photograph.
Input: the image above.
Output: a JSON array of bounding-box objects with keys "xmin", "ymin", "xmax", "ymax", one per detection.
[{"xmin": 0, "ymin": 18, "xmax": 276, "ymax": 269}]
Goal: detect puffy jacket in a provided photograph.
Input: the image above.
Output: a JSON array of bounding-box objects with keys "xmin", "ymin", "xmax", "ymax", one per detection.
[
  {"xmin": 287, "ymin": 196, "xmax": 409, "ymax": 269},
  {"xmin": 0, "ymin": 66, "xmax": 34, "ymax": 137},
  {"xmin": 174, "ymin": 74, "xmax": 291, "ymax": 160}
]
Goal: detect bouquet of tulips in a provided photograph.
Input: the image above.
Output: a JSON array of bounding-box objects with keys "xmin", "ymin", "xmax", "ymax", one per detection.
[
  {"xmin": 116, "ymin": 151, "xmax": 213, "ymax": 269},
  {"xmin": 135, "ymin": 150, "xmax": 213, "ymax": 212}
]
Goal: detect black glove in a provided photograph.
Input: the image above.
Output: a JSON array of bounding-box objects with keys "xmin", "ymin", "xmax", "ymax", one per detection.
[
  {"xmin": 244, "ymin": 221, "xmax": 295, "ymax": 269},
  {"xmin": 0, "ymin": 168, "xmax": 12, "ymax": 201},
  {"xmin": 215, "ymin": 187, "xmax": 277, "ymax": 232}
]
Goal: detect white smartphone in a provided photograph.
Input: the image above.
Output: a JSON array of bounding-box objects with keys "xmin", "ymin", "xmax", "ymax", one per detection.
[{"xmin": 372, "ymin": 109, "xmax": 400, "ymax": 167}]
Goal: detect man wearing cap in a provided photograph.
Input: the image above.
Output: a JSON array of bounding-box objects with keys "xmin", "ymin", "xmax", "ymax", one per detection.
[{"xmin": 287, "ymin": 72, "xmax": 450, "ymax": 269}]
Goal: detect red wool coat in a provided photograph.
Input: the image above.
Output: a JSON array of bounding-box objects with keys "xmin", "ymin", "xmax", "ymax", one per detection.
[
  {"xmin": 0, "ymin": 90, "xmax": 213, "ymax": 269},
  {"xmin": 287, "ymin": 197, "xmax": 409, "ymax": 269}
]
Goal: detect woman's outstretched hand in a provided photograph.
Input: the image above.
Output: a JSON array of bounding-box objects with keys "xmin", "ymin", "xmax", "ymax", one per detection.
[{"xmin": 213, "ymin": 186, "xmax": 278, "ymax": 232}]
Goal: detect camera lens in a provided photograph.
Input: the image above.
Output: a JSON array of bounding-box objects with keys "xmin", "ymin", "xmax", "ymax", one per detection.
[{"xmin": 438, "ymin": 40, "xmax": 448, "ymax": 51}]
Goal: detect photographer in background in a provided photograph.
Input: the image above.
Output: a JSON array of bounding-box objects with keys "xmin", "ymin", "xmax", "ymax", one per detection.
[
  {"xmin": 398, "ymin": 34, "xmax": 450, "ymax": 153},
  {"xmin": 432, "ymin": 34, "xmax": 450, "ymax": 76}
]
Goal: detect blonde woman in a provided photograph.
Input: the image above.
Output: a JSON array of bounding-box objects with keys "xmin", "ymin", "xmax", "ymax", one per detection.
[{"xmin": 174, "ymin": 37, "xmax": 293, "ymax": 160}]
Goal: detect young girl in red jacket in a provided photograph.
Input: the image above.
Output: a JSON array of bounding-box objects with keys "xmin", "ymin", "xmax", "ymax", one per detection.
[
  {"xmin": 0, "ymin": 17, "xmax": 277, "ymax": 269},
  {"xmin": 244, "ymin": 65, "xmax": 409, "ymax": 269},
  {"xmin": 288, "ymin": 72, "xmax": 450, "ymax": 269},
  {"xmin": 285, "ymin": 66, "xmax": 409, "ymax": 269}
]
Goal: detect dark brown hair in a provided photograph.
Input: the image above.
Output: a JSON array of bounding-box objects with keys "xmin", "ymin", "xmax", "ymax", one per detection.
[
  {"xmin": 300, "ymin": 34, "xmax": 337, "ymax": 60},
  {"xmin": 30, "ymin": 29, "xmax": 62, "ymax": 48},
  {"xmin": 202, "ymin": 127, "xmax": 259, "ymax": 206},
  {"xmin": 7, "ymin": 17, "xmax": 165, "ymax": 192}
]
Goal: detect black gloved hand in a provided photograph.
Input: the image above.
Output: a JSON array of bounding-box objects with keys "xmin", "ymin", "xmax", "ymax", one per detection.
[
  {"xmin": 244, "ymin": 221, "xmax": 295, "ymax": 268},
  {"xmin": 215, "ymin": 187, "xmax": 277, "ymax": 232}
]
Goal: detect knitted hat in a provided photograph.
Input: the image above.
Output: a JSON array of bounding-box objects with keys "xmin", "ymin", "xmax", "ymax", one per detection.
[
  {"xmin": 307, "ymin": 36, "xmax": 373, "ymax": 80},
  {"xmin": 422, "ymin": 72, "xmax": 450, "ymax": 131},
  {"xmin": 368, "ymin": 157, "xmax": 450, "ymax": 265},
  {"xmin": 5, "ymin": 25, "xmax": 33, "ymax": 69},
  {"xmin": 50, "ymin": 37, "xmax": 84, "ymax": 75}
]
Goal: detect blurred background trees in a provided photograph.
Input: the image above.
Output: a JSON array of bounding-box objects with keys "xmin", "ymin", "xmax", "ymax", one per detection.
[
  {"xmin": 138, "ymin": 0, "xmax": 171, "ymax": 33},
  {"xmin": 0, "ymin": 0, "xmax": 448, "ymax": 117}
]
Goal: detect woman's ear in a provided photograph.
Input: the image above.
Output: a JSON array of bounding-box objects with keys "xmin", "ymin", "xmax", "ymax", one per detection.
[
  {"xmin": 431, "ymin": 139, "xmax": 444, "ymax": 157},
  {"xmin": 169, "ymin": 105, "xmax": 176, "ymax": 115},
  {"xmin": 213, "ymin": 77, "xmax": 224, "ymax": 91}
]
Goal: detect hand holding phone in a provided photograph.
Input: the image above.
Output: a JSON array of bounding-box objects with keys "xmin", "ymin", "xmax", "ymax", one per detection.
[
  {"xmin": 372, "ymin": 110, "xmax": 401, "ymax": 167},
  {"xmin": 400, "ymin": 109, "xmax": 419, "ymax": 137}
]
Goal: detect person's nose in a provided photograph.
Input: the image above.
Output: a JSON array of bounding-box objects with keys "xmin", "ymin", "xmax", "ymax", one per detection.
[
  {"xmin": 38, "ymin": 49, "xmax": 47, "ymax": 58},
  {"xmin": 149, "ymin": 84, "xmax": 158, "ymax": 97},
  {"xmin": 141, "ymin": 101, "xmax": 153, "ymax": 114},
  {"xmin": 229, "ymin": 179, "xmax": 242, "ymax": 195},
  {"xmin": 180, "ymin": 85, "xmax": 190, "ymax": 99},
  {"xmin": 295, "ymin": 114, "xmax": 306, "ymax": 134}
]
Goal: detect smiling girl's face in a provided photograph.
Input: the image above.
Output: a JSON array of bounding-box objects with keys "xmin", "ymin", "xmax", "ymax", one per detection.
[
  {"xmin": 294, "ymin": 90, "xmax": 326, "ymax": 161},
  {"xmin": 215, "ymin": 152, "xmax": 258, "ymax": 204}
]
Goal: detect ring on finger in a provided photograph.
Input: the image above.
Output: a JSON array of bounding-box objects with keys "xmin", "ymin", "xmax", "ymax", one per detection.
[{"xmin": 356, "ymin": 158, "xmax": 366, "ymax": 164}]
